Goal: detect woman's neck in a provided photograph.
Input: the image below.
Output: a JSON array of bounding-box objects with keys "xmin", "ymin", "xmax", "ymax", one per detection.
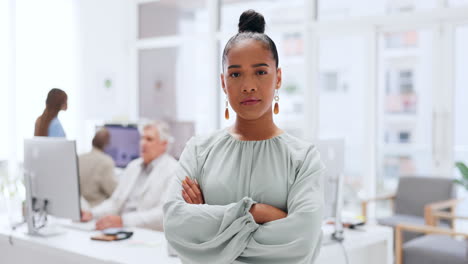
[
  {"xmin": 43, "ymin": 108, "xmax": 59, "ymax": 118},
  {"xmin": 230, "ymin": 112, "xmax": 282, "ymax": 141}
]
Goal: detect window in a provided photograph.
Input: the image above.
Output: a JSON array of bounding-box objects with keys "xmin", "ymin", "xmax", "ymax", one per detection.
[
  {"xmin": 318, "ymin": 35, "xmax": 369, "ymax": 214},
  {"xmin": 377, "ymin": 29, "xmax": 434, "ymax": 193},
  {"xmin": 385, "ymin": 68, "xmax": 416, "ymax": 114},
  {"xmin": 319, "ymin": 0, "xmax": 437, "ymax": 21},
  {"xmin": 270, "ymin": 31, "xmax": 306, "ymax": 138},
  {"xmin": 385, "ymin": 31, "xmax": 418, "ymax": 49}
]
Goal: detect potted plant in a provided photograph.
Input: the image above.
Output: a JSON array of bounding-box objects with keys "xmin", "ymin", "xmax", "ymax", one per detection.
[{"xmin": 454, "ymin": 162, "xmax": 468, "ymax": 191}]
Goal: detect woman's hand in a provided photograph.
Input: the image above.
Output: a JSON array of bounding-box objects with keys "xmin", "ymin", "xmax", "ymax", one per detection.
[
  {"xmin": 249, "ymin": 203, "xmax": 287, "ymax": 224},
  {"xmin": 182, "ymin": 176, "xmax": 205, "ymax": 204}
]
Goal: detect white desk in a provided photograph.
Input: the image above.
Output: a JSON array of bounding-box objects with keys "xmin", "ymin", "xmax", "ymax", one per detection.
[
  {"xmin": 0, "ymin": 219, "xmax": 181, "ymax": 264},
  {"xmin": 318, "ymin": 224, "xmax": 394, "ymax": 264},
  {"xmin": 1, "ymin": 217, "xmax": 392, "ymax": 264}
]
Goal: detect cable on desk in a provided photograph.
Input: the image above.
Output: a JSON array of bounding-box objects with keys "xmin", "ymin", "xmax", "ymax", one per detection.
[
  {"xmin": 331, "ymin": 230, "xmax": 350, "ymax": 264},
  {"xmin": 337, "ymin": 239, "xmax": 350, "ymax": 264}
]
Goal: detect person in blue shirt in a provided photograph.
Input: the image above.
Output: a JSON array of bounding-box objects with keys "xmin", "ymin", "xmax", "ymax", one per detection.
[{"xmin": 34, "ymin": 88, "xmax": 67, "ymax": 137}]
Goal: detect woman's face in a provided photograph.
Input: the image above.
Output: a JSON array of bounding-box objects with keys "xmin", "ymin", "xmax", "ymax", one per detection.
[{"xmin": 221, "ymin": 39, "xmax": 281, "ymax": 121}]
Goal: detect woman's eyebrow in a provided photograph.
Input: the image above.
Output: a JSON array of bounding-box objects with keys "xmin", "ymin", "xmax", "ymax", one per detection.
[{"xmin": 227, "ymin": 63, "xmax": 269, "ymax": 69}]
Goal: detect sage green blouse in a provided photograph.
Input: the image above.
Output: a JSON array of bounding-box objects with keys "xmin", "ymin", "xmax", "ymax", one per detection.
[{"xmin": 163, "ymin": 129, "xmax": 324, "ymax": 264}]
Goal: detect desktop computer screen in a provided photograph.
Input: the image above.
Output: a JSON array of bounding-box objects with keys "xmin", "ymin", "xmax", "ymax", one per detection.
[
  {"xmin": 23, "ymin": 138, "xmax": 81, "ymax": 230},
  {"xmin": 103, "ymin": 124, "xmax": 140, "ymax": 168},
  {"xmin": 317, "ymin": 139, "xmax": 346, "ymax": 243},
  {"xmin": 316, "ymin": 139, "xmax": 345, "ymax": 220}
]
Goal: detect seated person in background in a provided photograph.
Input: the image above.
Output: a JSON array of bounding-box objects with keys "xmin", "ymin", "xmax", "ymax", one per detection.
[
  {"xmin": 79, "ymin": 128, "xmax": 117, "ymax": 208},
  {"xmin": 81, "ymin": 121, "xmax": 178, "ymax": 231}
]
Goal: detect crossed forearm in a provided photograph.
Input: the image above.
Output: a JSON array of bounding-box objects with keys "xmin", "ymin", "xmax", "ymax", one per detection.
[
  {"xmin": 249, "ymin": 203, "xmax": 287, "ymax": 224},
  {"xmin": 181, "ymin": 176, "xmax": 287, "ymax": 224}
]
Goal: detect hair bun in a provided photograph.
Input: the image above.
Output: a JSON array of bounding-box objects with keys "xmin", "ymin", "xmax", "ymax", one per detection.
[{"xmin": 238, "ymin": 10, "xmax": 265, "ymax": 34}]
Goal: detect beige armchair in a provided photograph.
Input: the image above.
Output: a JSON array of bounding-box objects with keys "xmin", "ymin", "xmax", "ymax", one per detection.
[
  {"xmin": 395, "ymin": 222, "xmax": 468, "ymax": 264},
  {"xmin": 361, "ymin": 193, "xmax": 396, "ymax": 222},
  {"xmin": 424, "ymin": 198, "xmax": 466, "ymax": 227},
  {"xmin": 361, "ymin": 177, "xmax": 455, "ymax": 242},
  {"xmin": 395, "ymin": 198, "xmax": 468, "ymax": 264}
]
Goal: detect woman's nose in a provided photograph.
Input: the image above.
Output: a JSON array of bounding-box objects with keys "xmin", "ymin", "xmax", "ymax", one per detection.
[
  {"xmin": 241, "ymin": 75, "xmax": 257, "ymax": 93},
  {"xmin": 242, "ymin": 87, "xmax": 257, "ymax": 93}
]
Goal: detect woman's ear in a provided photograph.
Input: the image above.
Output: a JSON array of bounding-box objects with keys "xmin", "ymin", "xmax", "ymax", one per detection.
[
  {"xmin": 276, "ymin": 68, "xmax": 282, "ymax": 89},
  {"xmin": 220, "ymin": 73, "xmax": 227, "ymax": 94}
]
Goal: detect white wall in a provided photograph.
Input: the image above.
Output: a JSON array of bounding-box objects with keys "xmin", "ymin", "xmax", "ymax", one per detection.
[
  {"xmin": 75, "ymin": 0, "xmax": 134, "ymax": 153},
  {"xmin": 0, "ymin": 0, "xmax": 12, "ymax": 161},
  {"xmin": 138, "ymin": 47, "xmax": 178, "ymax": 120},
  {"xmin": 6, "ymin": 0, "xmax": 134, "ymax": 164},
  {"xmin": 14, "ymin": 0, "xmax": 78, "ymax": 162}
]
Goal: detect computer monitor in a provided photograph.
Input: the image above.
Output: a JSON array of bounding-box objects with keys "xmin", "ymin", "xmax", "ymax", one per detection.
[
  {"xmin": 316, "ymin": 139, "xmax": 345, "ymax": 240},
  {"xmin": 103, "ymin": 124, "xmax": 140, "ymax": 168},
  {"xmin": 23, "ymin": 138, "xmax": 81, "ymax": 235}
]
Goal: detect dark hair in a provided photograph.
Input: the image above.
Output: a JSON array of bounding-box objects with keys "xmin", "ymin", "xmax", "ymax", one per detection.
[
  {"xmin": 222, "ymin": 9, "xmax": 279, "ymax": 69},
  {"xmin": 92, "ymin": 128, "xmax": 111, "ymax": 150},
  {"xmin": 34, "ymin": 88, "xmax": 67, "ymax": 136}
]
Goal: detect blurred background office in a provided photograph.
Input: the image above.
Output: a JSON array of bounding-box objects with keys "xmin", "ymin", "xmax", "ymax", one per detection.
[{"xmin": 1, "ymin": 0, "xmax": 468, "ymax": 229}]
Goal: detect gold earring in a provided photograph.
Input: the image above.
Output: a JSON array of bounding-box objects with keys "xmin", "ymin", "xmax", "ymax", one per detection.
[
  {"xmin": 225, "ymin": 97, "xmax": 230, "ymax": 120},
  {"xmin": 273, "ymin": 89, "xmax": 279, "ymax": 115}
]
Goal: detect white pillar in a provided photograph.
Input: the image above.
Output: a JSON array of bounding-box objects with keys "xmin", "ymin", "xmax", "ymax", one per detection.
[
  {"xmin": 304, "ymin": 0, "xmax": 319, "ymax": 141},
  {"xmin": 8, "ymin": 0, "xmax": 17, "ymax": 177}
]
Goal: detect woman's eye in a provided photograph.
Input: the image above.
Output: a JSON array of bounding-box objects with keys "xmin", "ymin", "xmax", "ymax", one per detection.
[
  {"xmin": 257, "ymin": 71, "xmax": 267, "ymax": 75},
  {"xmin": 230, "ymin": 72, "xmax": 240, "ymax": 78}
]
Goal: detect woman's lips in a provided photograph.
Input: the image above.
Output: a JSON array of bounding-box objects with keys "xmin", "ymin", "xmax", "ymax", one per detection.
[{"xmin": 241, "ymin": 98, "xmax": 261, "ymax": 105}]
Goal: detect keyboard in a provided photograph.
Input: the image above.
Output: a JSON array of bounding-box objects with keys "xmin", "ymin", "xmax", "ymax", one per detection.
[{"xmin": 61, "ymin": 220, "xmax": 96, "ymax": 232}]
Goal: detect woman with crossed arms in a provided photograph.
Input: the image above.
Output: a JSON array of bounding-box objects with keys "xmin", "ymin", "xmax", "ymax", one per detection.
[{"xmin": 164, "ymin": 9, "xmax": 325, "ymax": 264}]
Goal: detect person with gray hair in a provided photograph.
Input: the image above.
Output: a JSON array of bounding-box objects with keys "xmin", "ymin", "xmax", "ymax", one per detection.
[
  {"xmin": 79, "ymin": 128, "xmax": 117, "ymax": 208},
  {"xmin": 81, "ymin": 120, "xmax": 178, "ymax": 231},
  {"xmin": 141, "ymin": 120, "xmax": 173, "ymax": 143}
]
